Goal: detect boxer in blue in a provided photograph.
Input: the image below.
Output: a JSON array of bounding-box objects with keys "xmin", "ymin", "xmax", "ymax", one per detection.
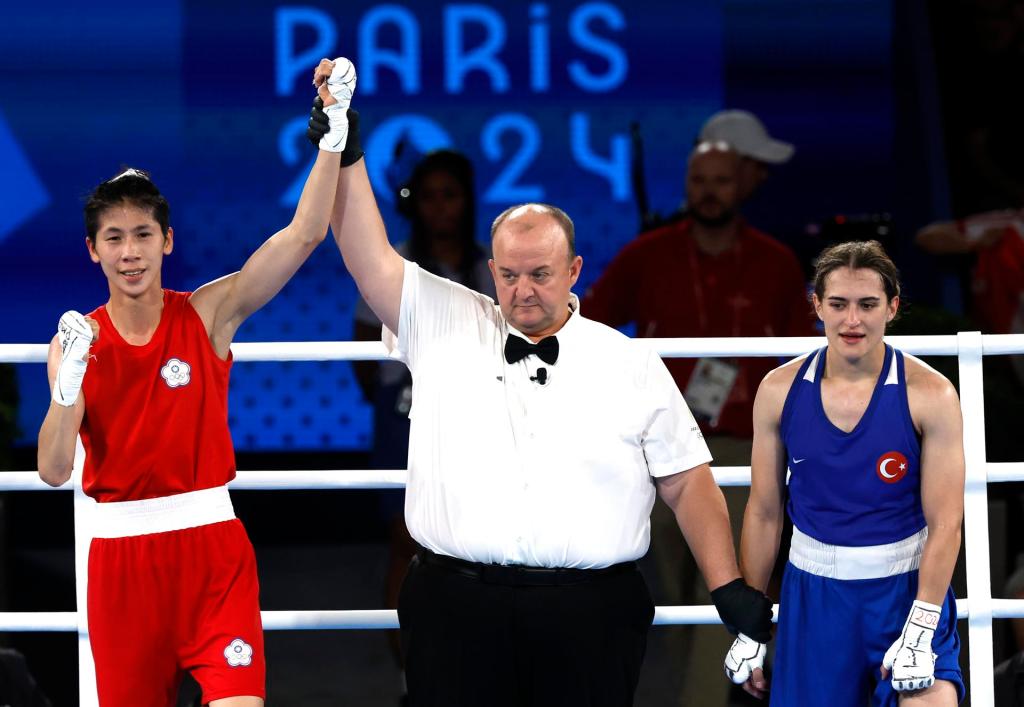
[{"xmin": 725, "ymin": 240, "xmax": 964, "ymax": 705}]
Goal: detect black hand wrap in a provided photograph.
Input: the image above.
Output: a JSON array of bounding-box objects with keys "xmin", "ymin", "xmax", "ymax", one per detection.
[
  {"xmin": 340, "ymin": 108, "xmax": 363, "ymax": 166},
  {"xmin": 307, "ymin": 96, "xmax": 329, "ymax": 147},
  {"xmin": 710, "ymin": 578, "xmax": 773, "ymax": 643},
  {"xmin": 306, "ymin": 97, "xmax": 364, "ymax": 166}
]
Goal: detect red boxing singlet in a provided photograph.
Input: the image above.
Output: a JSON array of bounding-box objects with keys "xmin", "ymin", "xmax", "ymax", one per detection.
[{"xmin": 80, "ymin": 290, "xmax": 236, "ymax": 502}]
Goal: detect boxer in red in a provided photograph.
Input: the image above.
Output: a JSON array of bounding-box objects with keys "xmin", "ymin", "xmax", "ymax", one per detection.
[{"xmin": 35, "ymin": 60, "xmax": 358, "ymax": 706}]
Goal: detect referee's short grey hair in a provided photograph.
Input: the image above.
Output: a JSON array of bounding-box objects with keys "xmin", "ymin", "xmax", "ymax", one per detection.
[{"xmin": 490, "ymin": 203, "xmax": 576, "ymax": 259}]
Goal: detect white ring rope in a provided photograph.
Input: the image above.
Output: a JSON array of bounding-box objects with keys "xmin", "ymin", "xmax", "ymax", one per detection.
[
  {"xmin": 4, "ymin": 333, "xmax": 1023, "ymax": 364},
  {"xmin": 2, "ymin": 333, "xmax": 1024, "ymax": 707},
  {"xmin": 4, "ymin": 598, "xmax": 1024, "ymax": 633},
  {"xmin": 5, "ymin": 463, "xmax": 1022, "ymax": 492}
]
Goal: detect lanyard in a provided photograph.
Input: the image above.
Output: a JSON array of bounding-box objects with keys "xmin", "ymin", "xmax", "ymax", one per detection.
[{"xmin": 686, "ymin": 238, "xmax": 744, "ymax": 338}]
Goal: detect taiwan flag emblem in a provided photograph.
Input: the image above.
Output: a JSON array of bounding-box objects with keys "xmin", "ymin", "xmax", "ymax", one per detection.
[{"xmin": 876, "ymin": 451, "xmax": 909, "ymax": 484}]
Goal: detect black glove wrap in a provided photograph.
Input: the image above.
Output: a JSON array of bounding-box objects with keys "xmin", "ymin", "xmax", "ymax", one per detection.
[
  {"xmin": 306, "ymin": 97, "xmax": 364, "ymax": 166},
  {"xmin": 340, "ymin": 108, "xmax": 363, "ymax": 167},
  {"xmin": 710, "ymin": 578, "xmax": 773, "ymax": 643},
  {"xmin": 306, "ymin": 96, "xmax": 329, "ymax": 147}
]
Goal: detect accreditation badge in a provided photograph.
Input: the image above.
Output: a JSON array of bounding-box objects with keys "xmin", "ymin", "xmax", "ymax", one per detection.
[{"xmin": 684, "ymin": 358, "xmax": 739, "ymax": 426}]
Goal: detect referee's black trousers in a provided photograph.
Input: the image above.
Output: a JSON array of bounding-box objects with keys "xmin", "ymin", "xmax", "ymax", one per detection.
[{"xmin": 398, "ymin": 552, "xmax": 655, "ymax": 707}]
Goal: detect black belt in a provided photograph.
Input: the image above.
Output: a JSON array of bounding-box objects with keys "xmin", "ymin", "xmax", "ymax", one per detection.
[{"xmin": 417, "ymin": 549, "xmax": 635, "ymax": 587}]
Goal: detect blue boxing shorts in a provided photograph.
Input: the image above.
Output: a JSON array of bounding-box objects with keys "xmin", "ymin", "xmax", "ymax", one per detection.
[{"xmin": 770, "ymin": 528, "xmax": 964, "ymax": 706}]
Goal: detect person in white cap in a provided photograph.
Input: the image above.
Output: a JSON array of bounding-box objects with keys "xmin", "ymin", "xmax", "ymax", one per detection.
[{"xmin": 699, "ymin": 109, "xmax": 795, "ymax": 202}]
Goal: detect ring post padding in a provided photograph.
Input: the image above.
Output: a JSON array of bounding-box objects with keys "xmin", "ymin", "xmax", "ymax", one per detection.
[
  {"xmin": 959, "ymin": 331, "xmax": 994, "ymax": 707},
  {"xmin": 71, "ymin": 439, "xmax": 100, "ymax": 707}
]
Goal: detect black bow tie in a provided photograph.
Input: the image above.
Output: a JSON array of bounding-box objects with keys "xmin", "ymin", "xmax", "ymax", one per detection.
[{"xmin": 504, "ymin": 335, "xmax": 559, "ymax": 365}]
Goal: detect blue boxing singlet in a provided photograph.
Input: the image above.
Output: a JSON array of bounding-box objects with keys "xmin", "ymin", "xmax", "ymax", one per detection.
[{"xmin": 780, "ymin": 345, "xmax": 925, "ymax": 546}]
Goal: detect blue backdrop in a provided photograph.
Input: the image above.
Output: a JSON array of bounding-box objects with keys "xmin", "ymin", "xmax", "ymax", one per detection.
[{"xmin": 0, "ymin": 0, "xmax": 893, "ymax": 450}]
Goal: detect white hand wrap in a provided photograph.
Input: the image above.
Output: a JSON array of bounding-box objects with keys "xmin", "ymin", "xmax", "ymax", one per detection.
[
  {"xmin": 882, "ymin": 599, "xmax": 941, "ymax": 692},
  {"xmin": 724, "ymin": 632, "xmax": 766, "ymax": 685},
  {"xmin": 52, "ymin": 311, "xmax": 92, "ymax": 407},
  {"xmin": 319, "ymin": 58, "xmax": 357, "ymax": 153}
]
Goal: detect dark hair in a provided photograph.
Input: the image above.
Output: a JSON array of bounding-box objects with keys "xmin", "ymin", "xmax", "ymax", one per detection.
[
  {"xmin": 812, "ymin": 240, "xmax": 901, "ymax": 302},
  {"xmin": 490, "ymin": 203, "xmax": 576, "ymax": 259},
  {"xmin": 84, "ymin": 168, "xmax": 170, "ymax": 241},
  {"xmin": 398, "ymin": 150, "xmax": 483, "ymax": 287}
]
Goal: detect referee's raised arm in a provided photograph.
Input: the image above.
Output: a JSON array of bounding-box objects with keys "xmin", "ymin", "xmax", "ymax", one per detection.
[
  {"xmin": 333, "ymin": 156, "xmax": 404, "ymax": 336},
  {"xmin": 308, "ymin": 59, "xmax": 402, "ymax": 335}
]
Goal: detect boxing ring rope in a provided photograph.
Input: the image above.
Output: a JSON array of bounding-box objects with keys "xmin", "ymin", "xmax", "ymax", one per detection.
[{"xmin": 2, "ymin": 333, "xmax": 1024, "ymax": 707}]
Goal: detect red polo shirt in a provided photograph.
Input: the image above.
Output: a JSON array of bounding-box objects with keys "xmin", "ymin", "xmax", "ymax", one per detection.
[{"xmin": 583, "ymin": 219, "xmax": 815, "ymax": 437}]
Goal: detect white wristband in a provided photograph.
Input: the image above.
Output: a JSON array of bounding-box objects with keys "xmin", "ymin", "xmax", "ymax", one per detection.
[
  {"xmin": 882, "ymin": 599, "xmax": 941, "ymax": 692},
  {"xmin": 319, "ymin": 103, "xmax": 349, "ymax": 153},
  {"xmin": 319, "ymin": 57, "xmax": 357, "ymax": 153},
  {"xmin": 52, "ymin": 311, "xmax": 92, "ymax": 407}
]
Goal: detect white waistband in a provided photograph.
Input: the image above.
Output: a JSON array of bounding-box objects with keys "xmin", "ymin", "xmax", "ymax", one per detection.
[
  {"xmin": 91, "ymin": 486, "xmax": 235, "ymax": 539},
  {"xmin": 789, "ymin": 526, "xmax": 927, "ymax": 580}
]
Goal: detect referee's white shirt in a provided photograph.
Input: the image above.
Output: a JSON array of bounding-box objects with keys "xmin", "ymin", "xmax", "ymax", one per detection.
[{"xmin": 384, "ymin": 261, "xmax": 712, "ymax": 569}]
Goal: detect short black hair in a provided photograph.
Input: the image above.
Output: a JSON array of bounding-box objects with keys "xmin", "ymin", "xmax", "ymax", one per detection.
[{"xmin": 84, "ymin": 168, "xmax": 170, "ymax": 241}]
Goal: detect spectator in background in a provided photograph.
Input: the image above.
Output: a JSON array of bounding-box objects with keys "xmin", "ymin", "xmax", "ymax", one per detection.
[
  {"xmin": 583, "ymin": 139, "xmax": 813, "ymax": 707},
  {"xmin": 916, "ymin": 211, "xmax": 1024, "ymax": 342},
  {"xmin": 995, "ymin": 555, "xmax": 1024, "ymax": 706},
  {"xmin": 0, "ymin": 648, "xmax": 51, "ymax": 707},
  {"xmin": 996, "ymin": 636, "xmax": 1024, "ymax": 705},
  {"xmin": 353, "ymin": 149, "xmax": 494, "ymax": 467},
  {"xmin": 584, "ymin": 140, "xmax": 813, "ymax": 443},
  {"xmin": 698, "ymin": 109, "xmax": 795, "ymax": 202},
  {"xmin": 351, "ymin": 149, "xmax": 494, "ymax": 705},
  {"xmin": 916, "ymin": 210, "xmax": 1024, "ymax": 393}
]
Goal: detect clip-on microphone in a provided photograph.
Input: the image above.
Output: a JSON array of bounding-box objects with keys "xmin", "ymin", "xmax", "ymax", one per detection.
[{"xmin": 530, "ymin": 367, "xmax": 548, "ymax": 385}]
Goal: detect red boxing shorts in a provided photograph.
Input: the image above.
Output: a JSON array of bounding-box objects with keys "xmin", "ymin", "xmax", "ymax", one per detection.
[{"xmin": 87, "ymin": 487, "xmax": 265, "ymax": 706}]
